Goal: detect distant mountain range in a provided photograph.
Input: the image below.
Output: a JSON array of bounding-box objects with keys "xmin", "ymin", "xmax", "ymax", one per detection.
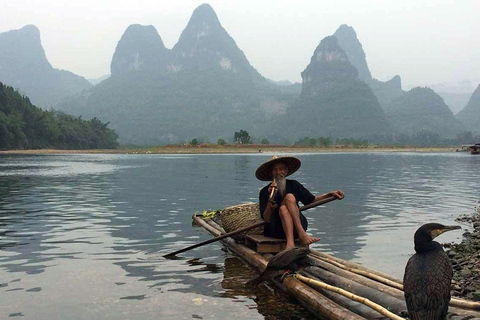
[
  {"xmin": 384, "ymin": 87, "xmax": 465, "ymax": 136},
  {"xmin": 1, "ymin": 4, "xmax": 478, "ymax": 144},
  {"xmin": 423, "ymin": 81, "xmax": 478, "ymax": 115},
  {"xmin": 456, "ymin": 85, "xmax": 480, "ymax": 133},
  {"xmin": 58, "ymin": 4, "xmax": 293, "ymax": 144},
  {"xmin": 274, "ymin": 36, "xmax": 391, "ymax": 140},
  {"xmin": 0, "ymin": 25, "xmax": 91, "ymax": 108},
  {"xmin": 87, "ymin": 75, "xmax": 110, "ymax": 85},
  {"xmin": 330, "ymin": 25, "xmax": 468, "ymax": 137}
]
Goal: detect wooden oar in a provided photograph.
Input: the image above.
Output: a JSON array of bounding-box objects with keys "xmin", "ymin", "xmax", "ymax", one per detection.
[{"xmin": 163, "ymin": 195, "xmax": 338, "ymax": 257}]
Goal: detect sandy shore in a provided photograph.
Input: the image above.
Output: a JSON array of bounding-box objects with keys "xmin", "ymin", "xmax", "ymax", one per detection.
[{"xmin": 0, "ymin": 145, "xmax": 460, "ymax": 155}]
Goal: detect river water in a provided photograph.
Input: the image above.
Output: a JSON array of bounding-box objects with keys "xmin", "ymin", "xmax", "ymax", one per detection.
[{"xmin": 0, "ymin": 152, "xmax": 479, "ymax": 319}]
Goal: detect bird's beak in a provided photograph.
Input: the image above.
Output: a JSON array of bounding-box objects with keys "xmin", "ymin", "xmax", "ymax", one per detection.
[{"xmin": 431, "ymin": 225, "xmax": 461, "ymax": 239}]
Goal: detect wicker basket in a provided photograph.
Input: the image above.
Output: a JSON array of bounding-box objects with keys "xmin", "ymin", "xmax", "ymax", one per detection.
[{"xmin": 219, "ymin": 202, "xmax": 264, "ymax": 241}]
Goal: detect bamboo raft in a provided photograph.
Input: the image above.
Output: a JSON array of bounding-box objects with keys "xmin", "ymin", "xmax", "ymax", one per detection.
[
  {"xmin": 461, "ymin": 144, "xmax": 480, "ymax": 154},
  {"xmin": 192, "ymin": 213, "xmax": 480, "ymax": 320}
]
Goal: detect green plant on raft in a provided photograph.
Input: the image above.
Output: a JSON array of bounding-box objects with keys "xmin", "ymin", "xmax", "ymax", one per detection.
[{"xmin": 201, "ymin": 210, "xmax": 218, "ymax": 219}]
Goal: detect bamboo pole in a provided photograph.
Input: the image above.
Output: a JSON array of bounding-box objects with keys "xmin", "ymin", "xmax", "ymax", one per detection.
[
  {"xmin": 310, "ymin": 252, "xmax": 480, "ymax": 311},
  {"xmin": 309, "ymin": 250, "xmax": 403, "ymax": 284},
  {"xmin": 299, "ymin": 269, "xmax": 386, "ymax": 319},
  {"xmin": 307, "ymin": 258, "xmax": 480, "ymax": 318},
  {"xmin": 294, "ymin": 274, "xmax": 406, "ymax": 320},
  {"xmin": 450, "ymin": 299, "xmax": 480, "ymax": 311},
  {"xmin": 304, "ymin": 265, "xmax": 409, "ymax": 314},
  {"xmin": 307, "ymin": 255, "xmax": 406, "ymax": 300},
  {"xmin": 314, "ymin": 254, "xmax": 404, "ymax": 290},
  {"xmin": 282, "ymin": 276, "xmax": 365, "ymax": 320},
  {"xmin": 205, "ymin": 219, "xmax": 226, "ymax": 233}
]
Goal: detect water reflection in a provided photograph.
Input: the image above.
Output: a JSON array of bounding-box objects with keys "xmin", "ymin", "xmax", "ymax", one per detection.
[
  {"xmin": 220, "ymin": 256, "xmax": 314, "ymax": 320},
  {"xmin": 0, "ymin": 152, "xmax": 479, "ymax": 319}
]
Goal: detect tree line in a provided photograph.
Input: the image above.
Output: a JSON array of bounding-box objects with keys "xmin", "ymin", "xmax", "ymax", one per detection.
[
  {"xmin": 0, "ymin": 83, "xmax": 118, "ymax": 150},
  {"xmin": 186, "ymin": 129, "xmax": 480, "ymax": 148}
]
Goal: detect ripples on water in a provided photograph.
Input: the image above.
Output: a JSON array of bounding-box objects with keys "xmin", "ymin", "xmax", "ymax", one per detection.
[{"xmin": 0, "ymin": 152, "xmax": 479, "ymax": 319}]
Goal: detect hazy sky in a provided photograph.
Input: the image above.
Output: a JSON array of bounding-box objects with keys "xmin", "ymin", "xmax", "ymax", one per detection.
[{"xmin": 1, "ymin": 0, "xmax": 479, "ymax": 89}]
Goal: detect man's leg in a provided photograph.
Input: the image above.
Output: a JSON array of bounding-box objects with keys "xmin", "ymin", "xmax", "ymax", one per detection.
[
  {"xmin": 278, "ymin": 204, "xmax": 295, "ymax": 248},
  {"xmin": 279, "ymin": 194, "xmax": 320, "ymax": 247}
]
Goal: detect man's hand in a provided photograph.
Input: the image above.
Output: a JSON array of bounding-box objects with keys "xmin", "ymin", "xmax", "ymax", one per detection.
[
  {"xmin": 328, "ymin": 190, "xmax": 345, "ymax": 200},
  {"xmin": 268, "ymin": 181, "xmax": 277, "ymax": 196},
  {"xmin": 264, "ymin": 180, "xmax": 278, "ymax": 223},
  {"xmin": 264, "ymin": 199, "xmax": 277, "ymax": 223},
  {"xmin": 267, "ymin": 199, "xmax": 278, "ymax": 209}
]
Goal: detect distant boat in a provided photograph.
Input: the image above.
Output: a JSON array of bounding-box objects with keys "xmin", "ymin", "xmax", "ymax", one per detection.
[
  {"xmin": 469, "ymin": 144, "xmax": 480, "ymax": 155},
  {"xmin": 460, "ymin": 144, "xmax": 480, "ymax": 154}
]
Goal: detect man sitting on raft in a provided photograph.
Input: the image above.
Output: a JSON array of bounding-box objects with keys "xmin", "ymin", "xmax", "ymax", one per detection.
[{"xmin": 257, "ymin": 156, "xmax": 344, "ymax": 249}]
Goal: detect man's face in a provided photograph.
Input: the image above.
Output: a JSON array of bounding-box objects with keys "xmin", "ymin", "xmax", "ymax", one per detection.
[{"xmin": 271, "ymin": 162, "xmax": 288, "ymax": 179}]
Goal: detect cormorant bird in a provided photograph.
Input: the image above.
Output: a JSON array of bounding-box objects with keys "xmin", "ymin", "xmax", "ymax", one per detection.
[
  {"xmin": 403, "ymin": 223, "xmax": 461, "ymax": 320},
  {"xmin": 246, "ymin": 247, "xmax": 310, "ymax": 286}
]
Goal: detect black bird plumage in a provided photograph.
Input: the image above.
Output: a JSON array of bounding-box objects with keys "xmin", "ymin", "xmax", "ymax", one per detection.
[
  {"xmin": 246, "ymin": 247, "xmax": 310, "ymax": 286},
  {"xmin": 403, "ymin": 223, "xmax": 461, "ymax": 320}
]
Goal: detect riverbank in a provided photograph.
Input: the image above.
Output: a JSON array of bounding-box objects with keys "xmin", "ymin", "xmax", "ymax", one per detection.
[
  {"xmin": 0, "ymin": 145, "xmax": 460, "ymax": 155},
  {"xmin": 446, "ymin": 206, "xmax": 480, "ymax": 301}
]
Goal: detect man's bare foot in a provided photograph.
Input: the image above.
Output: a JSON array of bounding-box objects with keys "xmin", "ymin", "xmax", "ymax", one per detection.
[
  {"xmin": 299, "ymin": 235, "xmax": 320, "ymax": 246},
  {"xmin": 285, "ymin": 243, "xmax": 296, "ymax": 249}
]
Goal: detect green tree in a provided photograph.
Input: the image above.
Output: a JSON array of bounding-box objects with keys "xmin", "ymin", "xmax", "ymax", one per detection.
[
  {"xmin": 261, "ymin": 138, "xmax": 269, "ymax": 145},
  {"xmin": 412, "ymin": 130, "xmax": 440, "ymax": 146},
  {"xmin": 335, "ymin": 138, "xmax": 369, "ymax": 147},
  {"xmin": 234, "ymin": 130, "xmax": 250, "ymax": 144},
  {"xmin": 190, "ymin": 138, "xmax": 198, "ymax": 145},
  {"xmin": 317, "ymin": 137, "xmax": 332, "ymax": 146},
  {"xmin": 455, "ymin": 131, "xmax": 475, "ymax": 144},
  {"xmin": 0, "ymin": 82, "xmax": 118, "ymax": 150},
  {"xmin": 294, "ymin": 136, "xmax": 317, "ymax": 146},
  {"xmin": 217, "ymin": 138, "xmax": 226, "ymax": 145}
]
